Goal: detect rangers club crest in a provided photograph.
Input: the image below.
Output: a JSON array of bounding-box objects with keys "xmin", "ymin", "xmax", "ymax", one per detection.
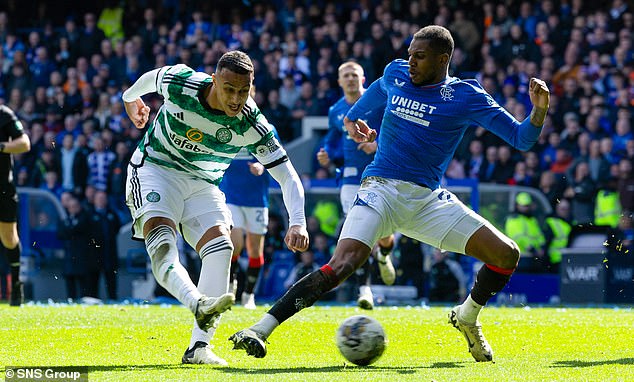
[
  {"xmin": 216, "ymin": 127, "xmax": 232, "ymax": 143},
  {"xmin": 440, "ymin": 85, "xmax": 454, "ymax": 101}
]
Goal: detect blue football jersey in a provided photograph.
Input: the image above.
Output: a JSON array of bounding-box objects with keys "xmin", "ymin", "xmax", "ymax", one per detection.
[
  {"xmin": 347, "ymin": 59, "xmax": 542, "ymax": 190},
  {"xmin": 220, "ymin": 148, "xmax": 270, "ymax": 207},
  {"xmin": 323, "ymin": 96, "xmax": 384, "ymax": 185}
]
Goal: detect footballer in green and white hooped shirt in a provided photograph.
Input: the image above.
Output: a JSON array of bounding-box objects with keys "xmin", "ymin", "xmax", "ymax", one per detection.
[{"xmin": 122, "ymin": 51, "xmax": 309, "ymax": 366}]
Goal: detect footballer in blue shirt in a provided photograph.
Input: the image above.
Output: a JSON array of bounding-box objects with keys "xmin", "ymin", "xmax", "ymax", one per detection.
[
  {"xmin": 231, "ymin": 25, "xmax": 550, "ymax": 363},
  {"xmin": 317, "ymin": 61, "xmax": 397, "ymax": 310}
]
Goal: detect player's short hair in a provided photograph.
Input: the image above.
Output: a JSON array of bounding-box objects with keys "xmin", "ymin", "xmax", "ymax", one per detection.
[
  {"xmin": 217, "ymin": 50, "xmax": 254, "ymax": 75},
  {"xmin": 413, "ymin": 25, "xmax": 454, "ymax": 57},
  {"xmin": 338, "ymin": 60, "xmax": 364, "ymax": 74}
]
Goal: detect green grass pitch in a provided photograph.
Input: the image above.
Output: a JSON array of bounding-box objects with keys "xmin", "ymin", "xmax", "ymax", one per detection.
[{"xmin": 1, "ymin": 303, "xmax": 632, "ymax": 381}]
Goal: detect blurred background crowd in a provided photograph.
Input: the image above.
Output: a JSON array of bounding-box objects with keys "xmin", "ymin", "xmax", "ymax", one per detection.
[{"xmin": 0, "ymin": 0, "xmax": 632, "ymax": 302}]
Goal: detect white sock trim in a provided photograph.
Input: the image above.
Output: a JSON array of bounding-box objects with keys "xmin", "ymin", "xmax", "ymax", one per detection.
[
  {"xmin": 251, "ymin": 313, "xmax": 279, "ymax": 339},
  {"xmin": 459, "ymin": 295, "xmax": 483, "ymax": 324}
]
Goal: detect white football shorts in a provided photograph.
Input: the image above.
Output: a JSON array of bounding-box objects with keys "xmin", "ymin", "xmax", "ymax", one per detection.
[
  {"xmin": 339, "ymin": 176, "xmax": 486, "ymax": 254},
  {"xmin": 340, "ymin": 184, "xmax": 360, "ymax": 217},
  {"xmin": 125, "ymin": 161, "xmax": 232, "ymax": 247},
  {"xmin": 227, "ymin": 204, "xmax": 269, "ymax": 235}
]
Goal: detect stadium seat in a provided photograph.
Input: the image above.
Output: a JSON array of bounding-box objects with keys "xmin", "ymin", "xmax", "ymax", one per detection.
[{"xmin": 259, "ymin": 261, "xmax": 294, "ymax": 299}]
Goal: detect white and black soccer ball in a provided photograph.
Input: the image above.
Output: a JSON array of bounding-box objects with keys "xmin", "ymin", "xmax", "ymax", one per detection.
[{"xmin": 335, "ymin": 315, "xmax": 387, "ymax": 366}]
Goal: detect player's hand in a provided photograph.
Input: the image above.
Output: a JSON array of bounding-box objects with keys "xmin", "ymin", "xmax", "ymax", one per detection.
[
  {"xmin": 528, "ymin": 78, "xmax": 550, "ymax": 109},
  {"xmin": 285, "ymin": 225, "xmax": 309, "ymax": 252},
  {"xmin": 248, "ymin": 162, "xmax": 265, "ymax": 176},
  {"xmin": 124, "ymin": 98, "xmax": 151, "ymax": 129},
  {"xmin": 344, "ymin": 117, "xmax": 377, "ymax": 143},
  {"xmin": 357, "ymin": 141, "xmax": 377, "ymax": 154},
  {"xmin": 317, "ymin": 148, "xmax": 330, "ymax": 167}
]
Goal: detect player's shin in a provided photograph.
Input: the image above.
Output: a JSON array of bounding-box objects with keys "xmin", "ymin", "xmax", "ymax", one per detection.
[
  {"xmin": 460, "ymin": 264, "xmax": 515, "ymax": 323},
  {"xmin": 5, "ymin": 242, "xmax": 21, "ymax": 284},
  {"xmin": 146, "ymin": 225, "xmax": 201, "ymax": 313},
  {"xmin": 245, "ymin": 255, "xmax": 264, "ymax": 294},
  {"xmin": 190, "ymin": 236, "xmax": 233, "ymax": 347},
  {"xmin": 252, "ymin": 264, "xmax": 340, "ymax": 338}
]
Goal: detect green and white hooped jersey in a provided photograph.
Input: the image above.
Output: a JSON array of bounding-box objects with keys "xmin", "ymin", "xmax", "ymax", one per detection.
[{"xmin": 132, "ymin": 64, "xmax": 286, "ymax": 186}]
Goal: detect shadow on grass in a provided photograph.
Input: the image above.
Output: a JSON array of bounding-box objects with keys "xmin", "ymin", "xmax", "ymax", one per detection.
[
  {"xmin": 551, "ymin": 358, "xmax": 634, "ymax": 368},
  {"xmin": 219, "ymin": 361, "xmax": 467, "ymax": 374},
  {"xmin": 69, "ymin": 361, "xmax": 466, "ymax": 374}
]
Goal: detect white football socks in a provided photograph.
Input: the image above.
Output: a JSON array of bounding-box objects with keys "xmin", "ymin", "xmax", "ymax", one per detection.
[
  {"xmin": 189, "ymin": 236, "xmax": 233, "ymax": 349},
  {"xmin": 146, "ymin": 226, "xmax": 201, "ymax": 313},
  {"xmin": 251, "ymin": 313, "xmax": 280, "ymax": 339},
  {"xmin": 459, "ymin": 294, "xmax": 483, "ymax": 324}
]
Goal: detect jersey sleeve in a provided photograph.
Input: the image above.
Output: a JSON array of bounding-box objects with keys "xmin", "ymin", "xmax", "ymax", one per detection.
[
  {"xmin": 464, "ymin": 80, "xmax": 542, "ymax": 151},
  {"xmin": 246, "ymin": 110, "xmax": 288, "ymax": 169},
  {"xmin": 0, "ymin": 106, "xmax": 24, "ymax": 138},
  {"xmin": 346, "ymin": 76, "xmax": 388, "ymax": 121},
  {"xmin": 157, "ymin": 64, "xmax": 194, "ymax": 97}
]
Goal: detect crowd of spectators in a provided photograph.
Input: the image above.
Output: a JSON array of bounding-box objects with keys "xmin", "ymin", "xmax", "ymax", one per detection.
[{"xmin": 0, "ymin": 0, "xmax": 633, "ymax": 297}]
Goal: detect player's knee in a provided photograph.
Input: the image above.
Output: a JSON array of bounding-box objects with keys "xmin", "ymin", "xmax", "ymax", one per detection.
[
  {"xmin": 329, "ymin": 241, "xmax": 372, "ymax": 281},
  {"xmin": 146, "ymin": 225, "xmax": 178, "ymax": 282},
  {"xmin": 500, "ymin": 240, "xmax": 520, "ymax": 270}
]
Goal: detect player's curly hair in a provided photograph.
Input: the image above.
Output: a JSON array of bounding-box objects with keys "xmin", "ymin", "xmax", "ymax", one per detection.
[
  {"xmin": 413, "ymin": 25, "xmax": 454, "ymax": 57},
  {"xmin": 217, "ymin": 50, "xmax": 254, "ymax": 75}
]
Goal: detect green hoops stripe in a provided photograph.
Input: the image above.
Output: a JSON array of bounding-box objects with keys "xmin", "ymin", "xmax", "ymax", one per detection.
[
  {"xmin": 153, "ymin": 113, "xmax": 235, "ymax": 165},
  {"xmin": 164, "ymin": 112, "xmax": 243, "ymax": 155}
]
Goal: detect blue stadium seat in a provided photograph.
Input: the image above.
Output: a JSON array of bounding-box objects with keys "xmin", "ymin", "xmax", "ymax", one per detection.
[{"xmin": 260, "ymin": 261, "xmax": 294, "ymax": 299}]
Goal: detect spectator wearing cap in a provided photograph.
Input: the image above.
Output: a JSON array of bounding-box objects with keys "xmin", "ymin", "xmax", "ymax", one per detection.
[{"xmin": 505, "ymin": 192, "xmax": 547, "ymax": 273}]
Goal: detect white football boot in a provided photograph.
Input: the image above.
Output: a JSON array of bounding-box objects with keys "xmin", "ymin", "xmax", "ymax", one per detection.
[
  {"xmin": 182, "ymin": 342, "xmax": 228, "ymax": 365},
  {"xmin": 448, "ymin": 305, "xmax": 494, "ymax": 362}
]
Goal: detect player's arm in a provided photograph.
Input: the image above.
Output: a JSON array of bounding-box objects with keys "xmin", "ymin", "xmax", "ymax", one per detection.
[
  {"xmin": 0, "ymin": 133, "xmax": 30, "ymax": 154},
  {"xmin": 121, "ymin": 67, "xmax": 166, "ymax": 129},
  {"xmin": 345, "ymin": 78, "xmax": 387, "ymax": 143},
  {"xmin": 249, "ymin": 123, "xmax": 309, "ymax": 252},
  {"xmin": 527, "ymin": 78, "xmax": 550, "ymax": 126},
  {"xmin": 469, "ymin": 78, "xmax": 549, "ymax": 151},
  {"xmin": 266, "ymin": 158, "xmax": 309, "ymax": 252},
  {"xmin": 0, "ymin": 108, "xmax": 30, "ymax": 154}
]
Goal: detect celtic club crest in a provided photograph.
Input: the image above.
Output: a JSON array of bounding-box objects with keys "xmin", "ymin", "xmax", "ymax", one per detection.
[
  {"xmin": 146, "ymin": 191, "xmax": 161, "ymax": 202},
  {"xmin": 216, "ymin": 128, "xmax": 232, "ymax": 143}
]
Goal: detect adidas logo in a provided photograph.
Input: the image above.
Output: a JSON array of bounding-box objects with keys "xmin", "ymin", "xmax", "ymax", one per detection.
[{"xmin": 174, "ymin": 111, "xmax": 184, "ymax": 120}]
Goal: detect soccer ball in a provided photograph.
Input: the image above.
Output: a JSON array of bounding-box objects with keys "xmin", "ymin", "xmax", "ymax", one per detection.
[{"xmin": 335, "ymin": 315, "xmax": 387, "ymax": 366}]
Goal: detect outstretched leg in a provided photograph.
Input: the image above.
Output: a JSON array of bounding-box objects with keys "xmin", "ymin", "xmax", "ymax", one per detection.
[{"xmin": 229, "ymin": 238, "xmax": 373, "ymax": 358}]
